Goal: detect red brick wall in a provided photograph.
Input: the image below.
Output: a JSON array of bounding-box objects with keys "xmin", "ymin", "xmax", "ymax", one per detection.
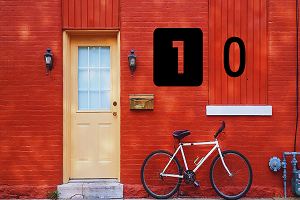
[
  {"xmin": 120, "ymin": 0, "xmax": 300, "ymax": 198},
  {"xmin": 0, "ymin": 0, "xmax": 63, "ymax": 198}
]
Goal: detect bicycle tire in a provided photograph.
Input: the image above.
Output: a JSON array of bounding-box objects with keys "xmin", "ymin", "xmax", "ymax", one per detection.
[
  {"xmin": 141, "ymin": 150, "xmax": 182, "ymax": 199},
  {"xmin": 210, "ymin": 150, "xmax": 253, "ymax": 200}
]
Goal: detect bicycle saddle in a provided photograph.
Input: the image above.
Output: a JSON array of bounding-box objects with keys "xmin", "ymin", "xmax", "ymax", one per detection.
[{"xmin": 173, "ymin": 130, "xmax": 190, "ymax": 140}]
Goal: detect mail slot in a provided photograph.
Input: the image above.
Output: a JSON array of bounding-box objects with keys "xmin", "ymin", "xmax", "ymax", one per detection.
[{"xmin": 129, "ymin": 94, "xmax": 154, "ymax": 110}]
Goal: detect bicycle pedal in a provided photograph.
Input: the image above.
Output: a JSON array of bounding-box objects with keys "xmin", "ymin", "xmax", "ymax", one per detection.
[{"xmin": 194, "ymin": 181, "xmax": 200, "ymax": 187}]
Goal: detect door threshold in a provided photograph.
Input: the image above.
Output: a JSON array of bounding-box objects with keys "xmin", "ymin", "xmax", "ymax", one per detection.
[{"xmin": 69, "ymin": 178, "xmax": 119, "ymax": 183}]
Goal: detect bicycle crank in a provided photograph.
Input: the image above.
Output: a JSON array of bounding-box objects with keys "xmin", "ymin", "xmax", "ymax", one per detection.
[{"xmin": 183, "ymin": 170, "xmax": 199, "ymax": 186}]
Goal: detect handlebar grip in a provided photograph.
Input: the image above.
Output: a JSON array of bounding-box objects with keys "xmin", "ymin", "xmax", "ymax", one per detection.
[{"xmin": 214, "ymin": 121, "xmax": 225, "ymax": 138}]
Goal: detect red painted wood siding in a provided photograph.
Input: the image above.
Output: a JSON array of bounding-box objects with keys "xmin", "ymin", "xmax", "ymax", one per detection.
[
  {"xmin": 62, "ymin": 0, "xmax": 120, "ymax": 29},
  {"xmin": 209, "ymin": 0, "xmax": 267, "ymax": 105}
]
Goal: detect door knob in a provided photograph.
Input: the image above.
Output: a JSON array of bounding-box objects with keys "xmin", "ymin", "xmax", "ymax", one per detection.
[{"xmin": 112, "ymin": 112, "xmax": 117, "ymax": 116}]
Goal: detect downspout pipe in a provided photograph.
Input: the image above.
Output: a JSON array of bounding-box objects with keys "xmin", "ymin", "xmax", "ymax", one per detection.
[{"xmin": 280, "ymin": 3, "xmax": 299, "ymax": 198}]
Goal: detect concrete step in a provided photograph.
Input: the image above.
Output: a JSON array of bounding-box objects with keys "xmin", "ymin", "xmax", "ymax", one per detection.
[{"xmin": 57, "ymin": 179, "xmax": 123, "ymax": 199}]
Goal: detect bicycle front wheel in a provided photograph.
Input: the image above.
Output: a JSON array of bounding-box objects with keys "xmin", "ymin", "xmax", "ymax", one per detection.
[
  {"xmin": 141, "ymin": 150, "xmax": 182, "ymax": 199},
  {"xmin": 210, "ymin": 150, "xmax": 253, "ymax": 200}
]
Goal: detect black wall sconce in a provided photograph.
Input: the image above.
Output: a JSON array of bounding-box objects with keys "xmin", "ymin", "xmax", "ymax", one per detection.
[
  {"xmin": 128, "ymin": 49, "xmax": 137, "ymax": 77},
  {"xmin": 44, "ymin": 48, "xmax": 53, "ymax": 76}
]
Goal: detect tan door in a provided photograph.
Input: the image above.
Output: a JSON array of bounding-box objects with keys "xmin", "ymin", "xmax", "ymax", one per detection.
[{"xmin": 69, "ymin": 34, "xmax": 119, "ymax": 179}]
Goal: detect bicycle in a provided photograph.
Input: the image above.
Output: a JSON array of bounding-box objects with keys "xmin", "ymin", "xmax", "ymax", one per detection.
[{"xmin": 141, "ymin": 121, "xmax": 253, "ymax": 199}]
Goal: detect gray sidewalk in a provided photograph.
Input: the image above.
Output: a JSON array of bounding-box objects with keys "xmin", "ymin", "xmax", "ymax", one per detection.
[
  {"xmin": 3, "ymin": 198, "xmax": 299, "ymax": 200},
  {"xmin": 55, "ymin": 198, "xmax": 297, "ymax": 200},
  {"xmin": 0, "ymin": 197, "xmax": 300, "ymax": 200},
  {"xmin": 122, "ymin": 198, "xmax": 296, "ymax": 200}
]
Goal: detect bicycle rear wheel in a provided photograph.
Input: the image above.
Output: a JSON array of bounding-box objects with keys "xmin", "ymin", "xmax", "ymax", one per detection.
[
  {"xmin": 210, "ymin": 150, "xmax": 253, "ymax": 200},
  {"xmin": 141, "ymin": 150, "xmax": 182, "ymax": 199}
]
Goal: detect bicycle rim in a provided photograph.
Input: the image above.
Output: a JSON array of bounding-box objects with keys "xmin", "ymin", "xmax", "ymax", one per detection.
[
  {"xmin": 141, "ymin": 150, "xmax": 182, "ymax": 199},
  {"xmin": 210, "ymin": 150, "xmax": 253, "ymax": 200}
]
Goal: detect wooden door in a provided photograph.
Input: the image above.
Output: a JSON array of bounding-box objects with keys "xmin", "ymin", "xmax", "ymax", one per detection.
[{"xmin": 69, "ymin": 34, "xmax": 119, "ymax": 179}]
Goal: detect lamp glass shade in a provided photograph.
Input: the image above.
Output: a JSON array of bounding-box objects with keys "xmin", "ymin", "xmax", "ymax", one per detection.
[
  {"xmin": 129, "ymin": 57, "xmax": 136, "ymax": 67},
  {"xmin": 45, "ymin": 56, "xmax": 52, "ymax": 64}
]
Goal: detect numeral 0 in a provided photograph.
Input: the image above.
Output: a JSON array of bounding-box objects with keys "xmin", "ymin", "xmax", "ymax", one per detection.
[{"xmin": 224, "ymin": 37, "xmax": 246, "ymax": 78}]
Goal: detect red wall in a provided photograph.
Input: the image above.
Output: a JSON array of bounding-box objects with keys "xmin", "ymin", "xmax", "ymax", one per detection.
[
  {"xmin": 120, "ymin": 0, "xmax": 300, "ymax": 198},
  {"xmin": 0, "ymin": 0, "xmax": 63, "ymax": 198}
]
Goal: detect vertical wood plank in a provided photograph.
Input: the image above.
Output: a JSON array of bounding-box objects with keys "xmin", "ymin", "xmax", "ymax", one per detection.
[
  {"xmin": 215, "ymin": 0, "xmax": 222, "ymax": 104},
  {"xmin": 100, "ymin": 0, "xmax": 106, "ymax": 27},
  {"xmin": 68, "ymin": 0, "xmax": 75, "ymax": 28},
  {"xmin": 247, "ymin": 0, "xmax": 254, "ymax": 104},
  {"xmin": 260, "ymin": 0, "xmax": 267, "ymax": 104},
  {"xmin": 62, "ymin": 0, "xmax": 69, "ymax": 28},
  {"xmin": 81, "ymin": 0, "xmax": 88, "ymax": 28},
  {"xmin": 221, "ymin": 0, "xmax": 228, "ymax": 104},
  {"xmin": 94, "ymin": 0, "xmax": 100, "ymax": 27},
  {"xmin": 227, "ymin": 0, "xmax": 234, "ymax": 104},
  {"xmin": 234, "ymin": 0, "xmax": 241, "ymax": 104},
  {"xmin": 88, "ymin": 0, "xmax": 94, "ymax": 28},
  {"xmin": 112, "ymin": 0, "xmax": 119, "ymax": 28},
  {"xmin": 240, "ymin": 0, "xmax": 248, "ymax": 104},
  {"xmin": 208, "ymin": 0, "xmax": 216, "ymax": 104},
  {"xmin": 74, "ymin": 0, "xmax": 82, "ymax": 28},
  {"xmin": 106, "ymin": 0, "xmax": 113, "ymax": 27},
  {"xmin": 253, "ymin": 0, "xmax": 260, "ymax": 104}
]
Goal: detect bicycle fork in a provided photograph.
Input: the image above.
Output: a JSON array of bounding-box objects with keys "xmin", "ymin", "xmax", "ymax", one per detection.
[{"xmin": 217, "ymin": 147, "xmax": 233, "ymax": 177}]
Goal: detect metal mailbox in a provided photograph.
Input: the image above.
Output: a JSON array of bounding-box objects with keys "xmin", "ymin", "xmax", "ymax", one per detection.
[{"xmin": 129, "ymin": 94, "xmax": 154, "ymax": 110}]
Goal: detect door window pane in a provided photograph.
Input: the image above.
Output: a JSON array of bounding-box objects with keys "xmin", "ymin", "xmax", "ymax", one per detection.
[
  {"xmin": 78, "ymin": 68, "xmax": 88, "ymax": 90},
  {"xmin": 100, "ymin": 47, "xmax": 110, "ymax": 67},
  {"xmin": 78, "ymin": 47, "xmax": 88, "ymax": 68},
  {"xmin": 89, "ymin": 91, "xmax": 100, "ymax": 110},
  {"xmin": 89, "ymin": 47, "xmax": 99, "ymax": 68},
  {"xmin": 78, "ymin": 47, "xmax": 111, "ymax": 110},
  {"xmin": 89, "ymin": 69, "xmax": 100, "ymax": 90},
  {"xmin": 78, "ymin": 90, "xmax": 88, "ymax": 110},
  {"xmin": 100, "ymin": 69, "xmax": 110, "ymax": 90},
  {"xmin": 100, "ymin": 91, "xmax": 110, "ymax": 110}
]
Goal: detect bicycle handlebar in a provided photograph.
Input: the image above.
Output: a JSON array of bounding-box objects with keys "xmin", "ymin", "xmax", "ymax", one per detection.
[{"xmin": 214, "ymin": 121, "xmax": 225, "ymax": 138}]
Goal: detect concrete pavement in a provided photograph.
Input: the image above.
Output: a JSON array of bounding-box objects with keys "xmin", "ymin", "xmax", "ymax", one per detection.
[
  {"xmin": 54, "ymin": 198, "xmax": 298, "ymax": 200},
  {"xmin": 18, "ymin": 198, "xmax": 299, "ymax": 200}
]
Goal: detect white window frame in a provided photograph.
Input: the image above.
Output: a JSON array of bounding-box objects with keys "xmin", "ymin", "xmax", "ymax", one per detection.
[{"xmin": 206, "ymin": 105, "xmax": 272, "ymax": 116}]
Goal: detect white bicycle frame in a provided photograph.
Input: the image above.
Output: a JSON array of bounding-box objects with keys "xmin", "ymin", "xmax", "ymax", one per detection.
[{"xmin": 160, "ymin": 139, "xmax": 232, "ymax": 178}]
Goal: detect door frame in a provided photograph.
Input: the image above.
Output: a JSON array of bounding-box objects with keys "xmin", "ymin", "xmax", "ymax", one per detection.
[{"xmin": 63, "ymin": 30, "xmax": 120, "ymax": 183}]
